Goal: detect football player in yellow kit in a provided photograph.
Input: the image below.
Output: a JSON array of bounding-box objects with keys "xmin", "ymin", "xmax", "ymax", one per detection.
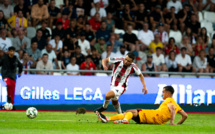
[{"xmin": 96, "ymin": 86, "xmax": 188, "ymax": 125}]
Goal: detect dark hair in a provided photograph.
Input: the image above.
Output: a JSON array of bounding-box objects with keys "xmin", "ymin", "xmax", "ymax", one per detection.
[
  {"xmin": 64, "ymin": 49, "xmax": 69, "ymax": 53},
  {"xmin": 0, "ymin": 10, "xmax": 4, "ymax": 14},
  {"xmin": 101, "ymin": 21, "xmax": 106, "ymax": 24},
  {"xmin": 42, "ymin": 53, "xmax": 48, "ymax": 57},
  {"xmin": 183, "ymin": 4, "xmax": 190, "ymax": 8},
  {"xmin": 127, "ymin": 24, "xmax": 133, "ymax": 28},
  {"xmin": 23, "ymin": 52, "xmax": 28, "ymax": 56},
  {"xmin": 1, "ymin": 28, "xmax": 6, "ymax": 32},
  {"xmin": 17, "ymin": 9, "xmax": 23, "ymax": 14},
  {"xmin": 70, "ymin": 56, "xmax": 76, "ymax": 60},
  {"xmin": 41, "ymin": 20, "xmax": 47, "ymax": 24},
  {"xmin": 209, "ymin": 47, "xmax": 214, "ymax": 50},
  {"xmin": 168, "ymin": 50, "xmax": 176, "ymax": 60},
  {"xmin": 0, "ymin": 10, "xmax": 5, "ymax": 19},
  {"xmin": 164, "ymin": 86, "xmax": 174, "ymax": 94},
  {"xmin": 86, "ymin": 55, "xmax": 92, "ymax": 59},
  {"xmin": 199, "ymin": 49, "xmax": 205, "ymax": 55},
  {"xmin": 54, "ymin": 34, "xmax": 60, "ymax": 38},
  {"xmin": 200, "ymin": 27, "xmax": 208, "ymax": 43},
  {"xmin": 126, "ymin": 52, "xmax": 135, "ymax": 61},
  {"xmin": 78, "ymin": 15, "xmax": 84, "ymax": 19},
  {"xmin": 94, "ymin": 12, "xmax": 100, "ymax": 16},
  {"xmin": 91, "ymin": 47, "xmax": 96, "ymax": 51},
  {"xmin": 56, "ymin": 21, "xmax": 63, "ymax": 26},
  {"xmin": 170, "ymin": 6, "xmax": 175, "ymax": 9},
  {"xmin": 156, "ymin": 47, "xmax": 162, "ymax": 51},
  {"xmin": 107, "ymin": 12, "xmax": 113, "ymax": 14},
  {"xmin": 168, "ymin": 37, "xmax": 175, "ymax": 44},
  {"xmin": 181, "ymin": 47, "xmax": 187, "ymax": 51},
  {"xmin": 197, "ymin": 35, "xmax": 203, "ymax": 44},
  {"xmin": 8, "ymin": 46, "xmax": 15, "ymax": 51},
  {"xmin": 36, "ymin": 29, "xmax": 42, "ymax": 33},
  {"xmin": 11, "ymin": 28, "xmax": 16, "ymax": 36},
  {"xmin": 31, "ymin": 41, "xmax": 37, "ymax": 45}
]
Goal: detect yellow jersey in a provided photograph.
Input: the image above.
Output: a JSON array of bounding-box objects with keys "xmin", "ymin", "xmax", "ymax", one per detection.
[
  {"xmin": 138, "ymin": 97, "xmax": 182, "ymax": 124},
  {"xmin": 148, "ymin": 41, "xmax": 163, "ymax": 54},
  {"xmin": 7, "ymin": 15, "xmax": 28, "ymax": 28}
]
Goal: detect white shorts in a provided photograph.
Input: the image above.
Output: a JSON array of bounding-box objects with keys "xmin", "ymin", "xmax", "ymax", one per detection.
[{"xmin": 110, "ymin": 86, "xmax": 127, "ymax": 101}]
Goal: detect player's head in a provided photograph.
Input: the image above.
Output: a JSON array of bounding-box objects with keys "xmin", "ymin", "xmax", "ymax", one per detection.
[
  {"xmin": 1, "ymin": 29, "xmax": 7, "ymax": 38},
  {"xmin": 86, "ymin": 56, "xmax": 92, "ymax": 64},
  {"xmin": 75, "ymin": 46, "xmax": 81, "ymax": 54},
  {"xmin": 42, "ymin": 53, "xmax": 48, "ymax": 63},
  {"xmin": 181, "ymin": 47, "xmax": 187, "ymax": 55},
  {"xmin": 46, "ymin": 44, "xmax": 53, "ymax": 52},
  {"xmin": 8, "ymin": 46, "xmax": 15, "ymax": 57},
  {"xmin": 91, "ymin": 48, "xmax": 97, "ymax": 55},
  {"xmin": 147, "ymin": 55, "xmax": 153, "ymax": 63},
  {"xmin": 124, "ymin": 52, "xmax": 135, "ymax": 66},
  {"xmin": 23, "ymin": 52, "xmax": 29, "ymax": 60},
  {"xmin": 156, "ymin": 47, "xmax": 162, "ymax": 55},
  {"xmin": 70, "ymin": 56, "xmax": 76, "ymax": 65},
  {"xmin": 162, "ymin": 86, "xmax": 174, "ymax": 100}
]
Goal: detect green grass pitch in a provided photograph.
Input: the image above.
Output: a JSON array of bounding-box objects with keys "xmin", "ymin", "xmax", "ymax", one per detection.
[{"xmin": 0, "ymin": 111, "xmax": 214, "ymax": 134}]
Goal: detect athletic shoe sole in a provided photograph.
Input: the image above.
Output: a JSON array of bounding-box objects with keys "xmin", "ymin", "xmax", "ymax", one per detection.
[
  {"xmin": 114, "ymin": 120, "xmax": 129, "ymax": 124},
  {"xmin": 121, "ymin": 120, "xmax": 129, "ymax": 124},
  {"xmin": 95, "ymin": 111, "xmax": 108, "ymax": 123},
  {"xmin": 114, "ymin": 120, "xmax": 120, "ymax": 124}
]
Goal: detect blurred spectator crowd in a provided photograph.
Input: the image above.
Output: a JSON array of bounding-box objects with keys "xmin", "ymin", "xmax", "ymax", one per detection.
[{"xmin": 0, "ymin": 0, "xmax": 215, "ymax": 77}]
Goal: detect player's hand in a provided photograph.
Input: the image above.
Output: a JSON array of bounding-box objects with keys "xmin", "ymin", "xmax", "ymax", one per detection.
[
  {"xmin": 18, "ymin": 74, "xmax": 21, "ymax": 77},
  {"xmin": 103, "ymin": 66, "xmax": 108, "ymax": 70},
  {"xmin": 142, "ymin": 86, "xmax": 148, "ymax": 94}
]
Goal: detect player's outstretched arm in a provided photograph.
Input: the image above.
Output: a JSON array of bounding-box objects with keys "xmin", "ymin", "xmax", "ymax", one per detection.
[
  {"xmin": 168, "ymin": 104, "xmax": 176, "ymax": 125},
  {"xmin": 177, "ymin": 110, "xmax": 188, "ymax": 125},
  {"xmin": 102, "ymin": 58, "xmax": 109, "ymax": 70},
  {"xmin": 138, "ymin": 74, "xmax": 147, "ymax": 94}
]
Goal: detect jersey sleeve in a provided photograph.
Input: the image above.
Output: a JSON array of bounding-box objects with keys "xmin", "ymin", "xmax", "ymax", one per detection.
[
  {"xmin": 109, "ymin": 57, "xmax": 124, "ymax": 64},
  {"xmin": 132, "ymin": 63, "xmax": 141, "ymax": 75},
  {"xmin": 176, "ymin": 103, "xmax": 183, "ymax": 113},
  {"xmin": 165, "ymin": 98, "xmax": 183, "ymax": 113}
]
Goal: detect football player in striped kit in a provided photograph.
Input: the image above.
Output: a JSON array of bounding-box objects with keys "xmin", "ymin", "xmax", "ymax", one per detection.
[{"xmin": 95, "ymin": 52, "xmax": 148, "ymax": 117}]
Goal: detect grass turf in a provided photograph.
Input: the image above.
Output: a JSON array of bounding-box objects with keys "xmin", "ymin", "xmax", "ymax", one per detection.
[{"xmin": 0, "ymin": 111, "xmax": 214, "ymax": 134}]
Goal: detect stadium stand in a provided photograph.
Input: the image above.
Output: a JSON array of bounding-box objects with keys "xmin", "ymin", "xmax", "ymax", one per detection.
[{"xmin": 0, "ymin": 0, "xmax": 215, "ymax": 78}]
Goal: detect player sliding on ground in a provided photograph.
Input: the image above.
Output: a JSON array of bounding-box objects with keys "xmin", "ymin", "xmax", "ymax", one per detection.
[
  {"xmin": 97, "ymin": 86, "xmax": 188, "ymax": 125},
  {"xmin": 95, "ymin": 52, "xmax": 148, "ymax": 115}
]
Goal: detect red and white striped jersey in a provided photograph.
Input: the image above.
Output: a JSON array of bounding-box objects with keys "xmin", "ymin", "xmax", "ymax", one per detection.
[
  {"xmin": 109, "ymin": 57, "xmax": 141, "ymax": 87},
  {"xmin": 154, "ymin": 31, "xmax": 169, "ymax": 43}
]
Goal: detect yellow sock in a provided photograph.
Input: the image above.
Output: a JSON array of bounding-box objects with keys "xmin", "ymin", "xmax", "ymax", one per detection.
[
  {"xmin": 109, "ymin": 114, "xmax": 124, "ymax": 121},
  {"xmin": 124, "ymin": 112, "xmax": 133, "ymax": 121}
]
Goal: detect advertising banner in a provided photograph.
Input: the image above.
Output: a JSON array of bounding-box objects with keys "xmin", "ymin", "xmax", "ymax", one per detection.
[{"xmin": 0, "ymin": 75, "xmax": 214, "ymax": 105}]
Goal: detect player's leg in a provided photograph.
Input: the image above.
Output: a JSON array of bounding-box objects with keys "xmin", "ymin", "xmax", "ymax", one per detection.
[
  {"xmin": 97, "ymin": 110, "xmax": 125, "ymax": 123},
  {"xmin": 124, "ymin": 109, "xmax": 138, "ymax": 120},
  {"xmin": 10, "ymin": 80, "xmax": 16, "ymax": 105},
  {"xmin": 119, "ymin": 109, "xmax": 138, "ymax": 124},
  {"xmin": 94, "ymin": 90, "xmax": 115, "ymax": 112},
  {"xmin": 112, "ymin": 100, "xmax": 122, "ymax": 114},
  {"xmin": 97, "ymin": 109, "xmax": 138, "ymax": 123},
  {"xmin": 111, "ymin": 86, "xmax": 125, "ymax": 113},
  {"xmin": 4, "ymin": 78, "xmax": 12, "ymax": 103}
]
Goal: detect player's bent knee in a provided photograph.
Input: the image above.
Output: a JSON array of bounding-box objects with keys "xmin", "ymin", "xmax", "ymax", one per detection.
[{"xmin": 105, "ymin": 90, "xmax": 115, "ymax": 100}]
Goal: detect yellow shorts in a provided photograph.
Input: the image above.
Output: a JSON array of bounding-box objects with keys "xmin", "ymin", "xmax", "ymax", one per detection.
[{"xmin": 137, "ymin": 109, "xmax": 164, "ymax": 124}]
